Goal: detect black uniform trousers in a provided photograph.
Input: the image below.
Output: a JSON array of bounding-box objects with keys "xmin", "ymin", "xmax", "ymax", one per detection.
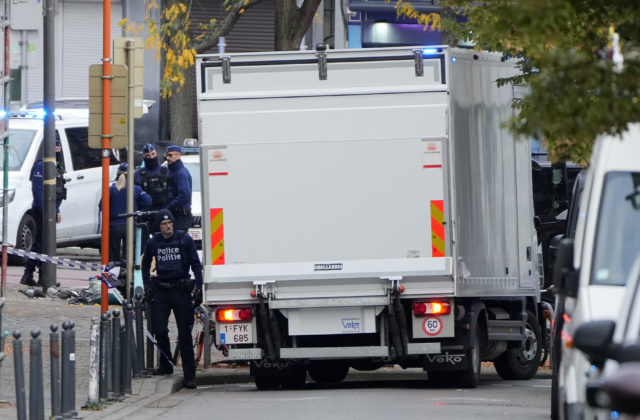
[
  {"xmin": 25, "ymin": 207, "xmax": 43, "ymax": 272},
  {"xmin": 173, "ymin": 211, "xmax": 192, "ymax": 233},
  {"xmin": 108, "ymin": 224, "xmax": 127, "ymax": 262},
  {"xmin": 150, "ymin": 285, "xmax": 196, "ymax": 380}
]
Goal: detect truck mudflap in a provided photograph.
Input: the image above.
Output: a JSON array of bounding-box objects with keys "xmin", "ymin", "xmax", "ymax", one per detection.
[{"xmin": 204, "ymin": 256, "xmax": 454, "ymax": 304}]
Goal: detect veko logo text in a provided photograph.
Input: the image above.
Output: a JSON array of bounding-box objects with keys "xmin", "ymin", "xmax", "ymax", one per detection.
[{"xmin": 426, "ymin": 352, "xmax": 465, "ymax": 365}]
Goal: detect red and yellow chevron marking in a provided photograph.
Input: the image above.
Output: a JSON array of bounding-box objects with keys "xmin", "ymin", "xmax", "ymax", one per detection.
[
  {"xmin": 210, "ymin": 208, "xmax": 225, "ymax": 265},
  {"xmin": 430, "ymin": 200, "xmax": 445, "ymax": 257}
]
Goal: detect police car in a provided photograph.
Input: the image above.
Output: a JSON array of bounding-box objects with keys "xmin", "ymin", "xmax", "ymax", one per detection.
[{"xmin": 0, "ymin": 108, "xmax": 121, "ymax": 259}]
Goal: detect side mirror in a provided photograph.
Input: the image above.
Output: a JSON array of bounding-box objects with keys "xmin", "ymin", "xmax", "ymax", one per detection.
[
  {"xmin": 598, "ymin": 363, "xmax": 640, "ymax": 415},
  {"xmin": 552, "ymin": 238, "xmax": 578, "ymax": 297},
  {"xmin": 573, "ymin": 320, "xmax": 617, "ymax": 367}
]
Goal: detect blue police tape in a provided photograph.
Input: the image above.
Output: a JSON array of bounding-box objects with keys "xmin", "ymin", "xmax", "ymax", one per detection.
[
  {"xmin": 10, "ymin": 246, "xmax": 178, "ymax": 367},
  {"xmin": 8, "ymin": 246, "xmax": 102, "ymax": 272}
]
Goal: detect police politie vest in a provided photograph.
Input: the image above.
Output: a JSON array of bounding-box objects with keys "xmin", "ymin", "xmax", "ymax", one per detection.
[{"xmin": 139, "ymin": 166, "xmax": 171, "ymax": 209}]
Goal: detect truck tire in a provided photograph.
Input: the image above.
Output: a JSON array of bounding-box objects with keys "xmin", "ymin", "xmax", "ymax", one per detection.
[
  {"xmin": 494, "ymin": 310, "xmax": 542, "ymax": 380},
  {"xmin": 308, "ymin": 361, "xmax": 349, "ymax": 384},
  {"xmin": 12, "ymin": 214, "xmax": 36, "ymax": 264},
  {"xmin": 429, "ymin": 322, "xmax": 481, "ymax": 388},
  {"xmin": 254, "ymin": 374, "xmax": 281, "ymax": 390},
  {"xmin": 280, "ymin": 366, "xmax": 307, "ymax": 389}
]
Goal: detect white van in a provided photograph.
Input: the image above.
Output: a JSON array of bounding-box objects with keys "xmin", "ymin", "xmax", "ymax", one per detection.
[
  {"xmin": 553, "ymin": 123, "xmax": 640, "ymax": 419},
  {"xmin": 0, "ymin": 110, "xmax": 121, "ymax": 256}
]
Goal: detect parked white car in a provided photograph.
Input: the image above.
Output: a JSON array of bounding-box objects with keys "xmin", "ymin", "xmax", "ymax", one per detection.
[
  {"xmin": 553, "ymin": 123, "xmax": 640, "ymax": 419},
  {"xmin": 0, "ymin": 110, "xmax": 120, "ymax": 257},
  {"xmin": 572, "ymin": 253, "xmax": 640, "ymax": 419}
]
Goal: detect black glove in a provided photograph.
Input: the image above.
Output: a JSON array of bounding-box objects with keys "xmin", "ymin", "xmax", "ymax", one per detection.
[
  {"xmin": 180, "ymin": 278, "xmax": 195, "ymax": 293},
  {"xmin": 192, "ymin": 288, "xmax": 203, "ymax": 307}
]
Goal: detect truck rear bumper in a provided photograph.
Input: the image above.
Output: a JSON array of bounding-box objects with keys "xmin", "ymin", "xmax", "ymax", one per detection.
[{"xmin": 226, "ymin": 342, "xmax": 441, "ymax": 360}]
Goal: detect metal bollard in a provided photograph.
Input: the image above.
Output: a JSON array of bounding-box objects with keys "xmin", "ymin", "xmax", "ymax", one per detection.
[
  {"xmin": 123, "ymin": 303, "xmax": 134, "ymax": 391},
  {"xmin": 99, "ymin": 313, "xmax": 110, "ymax": 402},
  {"xmin": 105, "ymin": 313, "xmax": 113, "ymax": 396},
  {"xmin": 86, "ymin": 317, "xmax": 100, "ymax": 407},
  {"xmin": 61, "ymin": 321, "xmax": 78, "ymax": 418},
  {"xmin": 50, "ymin": 324, "xmax": 62, "ymax": 419},
  {"xmin": 145, "ymin": 301, "xmax": 154, "ymax": 371},
  {"xmin": 13, "ymin": 331, "xmax": 27, "ymax": 420},
  {"xmin": 112, "ymin": 310, "xmax": 122, "ymax": 398},
  {"xmin": 134, "ymin": 294, "xmax": 144, "ymax": 376},
  {"xmin": 29, "ymin": 329, "xmax": 45, "ymax": 420},
  {"xmin": 120, "ymin": 324, "xmax": 130, "ymax": 394}
]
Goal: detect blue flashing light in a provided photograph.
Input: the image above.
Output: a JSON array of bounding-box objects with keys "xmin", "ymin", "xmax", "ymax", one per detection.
[
  {"xmin": 451, "ymin": 57, "xmax": 457, "ymax": 63},
  {"xmin": 610, "ymin": 411, "xmax": 619, "ymax": 419},
  {"xmin": 590, "ymin": 365, "xmax": 597, "ymax": 372},
  {"xmin": 422, "ymin": 48, "xmax": 439, "ymax": 55},
  {"xmin": 0, "ymin": 110, "xmax": 6, "ymax": 118}
]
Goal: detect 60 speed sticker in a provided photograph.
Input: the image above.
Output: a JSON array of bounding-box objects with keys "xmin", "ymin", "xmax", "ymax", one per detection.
[{"xmin": 422, "ymin": 316, "xmax": 443, "ymax": 336}]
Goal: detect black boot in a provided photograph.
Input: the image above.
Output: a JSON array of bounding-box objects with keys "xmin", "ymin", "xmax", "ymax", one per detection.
[{"xmin": 20, "ymin": 270, "xmax": 36, "ymax": 286}]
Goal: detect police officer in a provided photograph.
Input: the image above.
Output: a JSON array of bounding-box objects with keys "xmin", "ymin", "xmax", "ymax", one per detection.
[
  {"xmin": 20, "ymin": 138, "xmax": 67, "ymax": 286},
  {"xmin": 134, "ymin": 143, "xmax": 170, "ymax": 211},
  {"xmin": 99, "ymin": 162, "xmax": 152, "ymax": 262},
  {"xmin": 141, "ymin": 209, "xmax": 202, "ymax": 389},
  {"xmin": 165, "ymin": 143, "xmax": 193, "ymax": 232},
  {"xmin": 135, "ymin": 143, "xmax": 171, "ymax": 247}
]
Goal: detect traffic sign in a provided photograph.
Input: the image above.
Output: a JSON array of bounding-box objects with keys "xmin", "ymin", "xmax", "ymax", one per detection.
[
  {"xmin": 113, "ymin": 37, "xmax": 144, "ymax": 118},
  {"xmin": 88, "ymin": 64, "xmax": 128, "ymax": 148}
]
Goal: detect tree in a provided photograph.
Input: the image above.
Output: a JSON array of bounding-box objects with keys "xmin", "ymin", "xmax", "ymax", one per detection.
[
  {"xmin": 122, "ymin": 0, "xmax": 322, "ymax": 143},
  {"xmin": 389, "ymin": 0, "xmax": 640, "ymax": 164}
]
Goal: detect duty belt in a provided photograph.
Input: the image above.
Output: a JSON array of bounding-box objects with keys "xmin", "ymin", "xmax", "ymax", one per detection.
[{"xmin": 154, "ymin": 280, "xmax": 179, "ymax": 290}]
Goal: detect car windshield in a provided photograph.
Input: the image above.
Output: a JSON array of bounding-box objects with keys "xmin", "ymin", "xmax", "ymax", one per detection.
[
  {"xmin": 591, "ymin": 171, "xmax": 640, "ymax": 286},
  {"xmin": 183, "ymin": 161, "xmax": 201, "ymax": 192},
  {"xmin": 0, "ymin": 129, "xmax": 38, "ymax": 171}
]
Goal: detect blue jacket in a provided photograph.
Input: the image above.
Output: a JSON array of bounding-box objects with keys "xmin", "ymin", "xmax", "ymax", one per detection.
[
  {"xmin": 31, "ymin": 160, "xmax": 62, "ymax": 212},
  {"xmin": 141, "ymin": 230, "xmax": 203, "ymax": 288},
  {"xmin": 99, "ymin": 183, "xmax": 152, "ymax": 226},
  {"xmin": 167, "ymin": 160, "xmax": 192, "ymax": 211}
]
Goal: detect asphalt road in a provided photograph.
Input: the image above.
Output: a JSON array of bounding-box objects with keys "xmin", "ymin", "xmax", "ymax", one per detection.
[{"xmin": 117, "ymin": 369, "xmax": 551, "ymax": 420}]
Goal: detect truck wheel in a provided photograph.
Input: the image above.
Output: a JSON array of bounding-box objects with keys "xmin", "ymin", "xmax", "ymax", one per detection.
[
  {"xmin": 494, "ymin": 310, "xmax": 542, "ymax": 380},
  {"xmin": 254, "ymin": 374, "xmax": 281, "ymax": 390},
  {"xmin": 430, "ymin": 323, "xmax": 481, "ymax": 388},
  {"xmin": 308, "ymin": 361, "xmax": 349, "ymax": 384},
  {"xmin": 280, "ymin": 366, "xmax": 307, "ymax": 389},
  {"xmin": 12, "ymin": 214, "xmax": 36, "ymax": 264}
]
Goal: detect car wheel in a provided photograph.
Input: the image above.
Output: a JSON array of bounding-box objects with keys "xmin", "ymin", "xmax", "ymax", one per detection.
[
  {"xmin": 494, "ymin": 310, "xmax": 542, "ymax": 380},
  {"xmin": 11, "ymin": 213, "xmax": 37, "ymax": 264}
]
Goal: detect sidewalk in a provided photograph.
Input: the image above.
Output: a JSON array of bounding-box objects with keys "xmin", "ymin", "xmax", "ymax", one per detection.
[{"xmin": 0, "ymin": 258, "xmax": 228, "ymax": 419}]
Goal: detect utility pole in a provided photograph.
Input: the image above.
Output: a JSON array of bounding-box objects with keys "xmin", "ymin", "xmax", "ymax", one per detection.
[
  {"xmin": 41, "ymin": 0, "xmax": 57, "ymax": 291},
  {"xmin": 100, "ymin": 0, "xmax": 112, "ymax": 313}
]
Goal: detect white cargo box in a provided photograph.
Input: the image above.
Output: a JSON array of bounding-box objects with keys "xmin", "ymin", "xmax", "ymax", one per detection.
[{"xmin": 196, "ymin": 47, "xmax": 540, "ymax": 303}]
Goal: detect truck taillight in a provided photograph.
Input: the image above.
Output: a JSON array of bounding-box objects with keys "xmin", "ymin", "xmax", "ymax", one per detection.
[
  {"xmin": 413, "ymin": 301, "xmax": 451, "ymax": 316},
  {"xmin": 216, "ymin": 308, "xmax": 253, "ymax": 323}
]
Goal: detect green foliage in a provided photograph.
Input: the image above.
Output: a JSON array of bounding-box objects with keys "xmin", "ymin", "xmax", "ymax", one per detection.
[{"xmin": 445, "ymin": 0, "xmax": 640, "ymax": 164}]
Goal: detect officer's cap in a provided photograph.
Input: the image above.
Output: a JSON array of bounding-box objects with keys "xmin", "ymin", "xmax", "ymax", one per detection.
[
  {"xmin": 142, "ymin": 143, "xmax": 156, "ymax": 154},
  {"xmin": 117, "ymin": 162, "xmax": 128, "ymax": 174},
  {"xmin": 156, "ymin": 209, "xmax": 175, "ymax": 224},
  {"xmin": 166, "ymin": 143, "xmax": 181, "ymax": 154},
  {"xmin": 55, "ymin": 138, "xmax": 61, "ymax": 147}
]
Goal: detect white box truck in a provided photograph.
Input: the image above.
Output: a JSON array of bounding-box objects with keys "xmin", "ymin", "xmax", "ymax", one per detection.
[{"xmin": 195, "ymin": 46, "xmax": 544, "ymax": 389}]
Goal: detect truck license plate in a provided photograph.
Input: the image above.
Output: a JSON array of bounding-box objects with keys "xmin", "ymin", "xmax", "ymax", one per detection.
[{"xmin": 219, "ymin": 323, "xmax": 253, "ymax": 344}]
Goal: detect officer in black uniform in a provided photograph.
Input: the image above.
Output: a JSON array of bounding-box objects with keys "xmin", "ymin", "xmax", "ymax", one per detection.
[
  {"xmin": 164, "ymin": 143, "xmax": 193, "ymax": 232},
  {"xmin": 134, "ymin": 143, "xmax": 171, "ymax": 248},
  {"xmin": 141, "ymin": 209, "xmax": 203, "ymax": 389},
  {"xmin": 20, "ymin": 138, "xmax": 67, "ymax": 286}
]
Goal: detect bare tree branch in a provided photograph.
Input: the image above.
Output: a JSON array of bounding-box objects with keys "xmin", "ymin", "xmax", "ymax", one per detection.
[
  {"xmin": 193, "ymin": 0, "xmax": 263, "ymax": 53},
  {"xmin": 295, "ymin": 0, "xmax": 322, "ymax": 42}
]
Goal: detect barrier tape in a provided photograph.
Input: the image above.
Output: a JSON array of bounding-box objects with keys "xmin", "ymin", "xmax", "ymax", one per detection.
[{"xmin": 8, "ymin": 246, "xmax": 102, "ymax": 272}]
